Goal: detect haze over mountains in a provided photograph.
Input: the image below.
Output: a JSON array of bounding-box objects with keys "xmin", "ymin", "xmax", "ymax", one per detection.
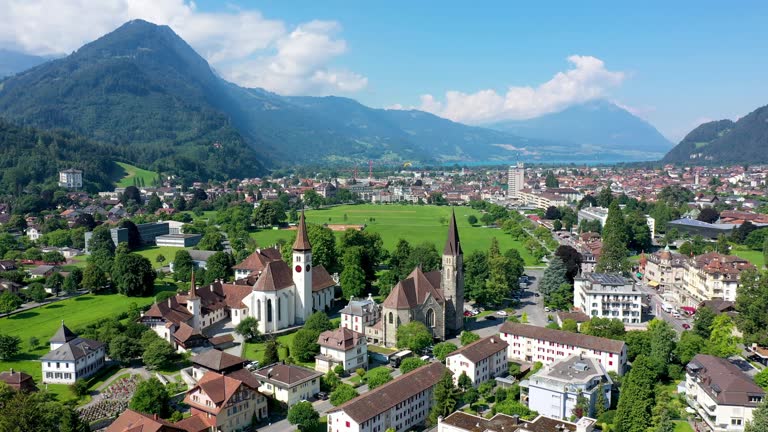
[
  {"xmin": 0, "ymin": 19, "xmax": 721, "ymax": 181},
  {"xmin": 0, "ymin": 49, "xmax": 51, "ymax": 77}
]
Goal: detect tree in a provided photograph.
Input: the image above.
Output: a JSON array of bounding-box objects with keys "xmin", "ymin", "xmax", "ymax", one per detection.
[
  {"xmin": 235, "ymin": 317, "xmax": 261, "ymax": 342},
  {"xmin": 400, "ymin": 357, "xmax": 427, "ymax": 374},
  {"xmin": 735, "ymin": 269, "xmax": 768, "ymax": 345},
  {"xmin": 0, "ymin": 334, "xmax": 21, "ymax": 360},
  {"xmin": 467, "ymin": 214, "xmax": 478, "ymax": 225},
  {"xmin": 197, "ymin": 228, "xmax": 224, "ymax": 251},
  {"xmin": 330, "ymin": 383, "xmax": 358, "ymax": 406},
  {"xmin": 544, "ymin": 206, "xmax": 561, "ymax": 220},
  {"xmin": 143, "ymin": 339, "xmax": 176, "ymax": 370},
  {"xmin": 433, "ymin": 342, "xmax": 458, "ymax": 361},
  {"xmin": 63, "ymin": 270, "xmax": 80, "ymax": 294},
  {"xmin": 647, "ymin": 319, "xmax": 677, "ymax": 378},
  {"xmin": 463, "ymin": 386, "xmax": 480, "ymax": 408},
  {"xmin": 596, "ymin": 202, "xmax": 630, "ymax": 274},
  {"xmin": 292, "ymin": 329, "xmax": 320, "ymax": 362},
  {"xmin": 594, "ymin": 384, "xmax": 608, "ymax": 418},
  {"xmin": 698, "ymin": 207, "xmax": 720, "ymax": 223},
  {"xmin": 45, "ymin": 272, "xmax": 64, "ymax": 295},
  {"xmin": 561, "ymin": 319, "xmax": 579, "ymax": 333},
  {"xmin": 624, "ymin": 329, "xmax": 652, "ymax": 362},
  {"xmin": 288, "ymin": 401, "xmax": 320, "ymax": 432},
  {"xmin": 464, "ymin": 250, "xmax": 489, "ymax": 302},
  {"xmin": 764, "ymin": 237, "xmax": 768, "ymax": 269},
  {"xmin": 675, "ymin": 331, "xmax": 706, "ymax": 365},
  {"xmin": 204, "ymin": 251, "xmax": 233, "ymax": 283},
  {"xmin": 263, "ymin": 338, "xmax": 280, "ymax": 365},
  {"xmin": 305, "ymin": 311, "xmax": 334, "ymax": 333},
  {"xmin": 112, "ymin": 253, "xmax": 156, "ymax": 296},
  {"xmin": 429, "ymin": 370, "xmax": 461, "ymax": 424},
  {"xmin": 71, "ymin": 379, "xmax": 89, "ymax": 398},
  {"xmin": 365, "ymin": 367, "xmax": 393, "ymax": 389},
  {"xmin": 745, "ymin": 400, "xmax": 768, "ymax": 432},
  {"xmin": 754, "ymin": 368, "xmax": 768, "ymax": 390},
  {"xmin": 552, "ymin": 219, "xmax": 563, "ymax": 231},
  {"xmin": 122, "ymin": 185, "xmax": 142, "ymax": 205},
  {"xmin": 129, "ymin": 378, "xmax": 169, "ymax": 416},
  {"xmin": 26, "ymin": 282, "xmax": 47, "ymax": 303},
  {"xmin": 339, "ymin": 229, "xmax": 385, "ymax": 285},
  {"xmin": 578, "ymin": 194, "xmax": 598, "ymax": 210},
  {"xmin": 614, "ymin": 355, "xmax": 656, "ymax": 432},
  {"xmin": 693, "ymin": 305, "xmax": 716, "ymax": 339},
  {"xmin": 0, "ymin": 291, "xmax": 22, "ymax": 313},
  {"xmin": 305, "ymin": 224, "xmax": 339, "ymax": 273},
  {"xmin": 396, "ymin": 321, "xmax": 432, "ymax": 352},
  {"xmin": 539, "ymin": 256, "xmax": 568, "ymax": 300},
  {"xmin": 706, "ymin": 314, "xmax": 740, "ymax": 358},
  {"xmin": 457, "ymin": 371, "xmax": 472, "ymax": 390},
  {"xmin": 716, "ymin": 234, "xmax": 730, "ymax": 255},
  {"xmin": 581, "ymin": 317, "xmax": 626, "ymax": 340},
  {"xmin": 81, "ymin": 263, "xmax": 108, "ymax": 292},
  {"xmin": 340, "ymin": 247, "xmax": 366, "ymax": 299},
  {"xmin": 146, "ymin": 193, "xmax": 162, "ymax": 213},
  {"xmin": 0, "ymin": 388, "xmax": 89, "ymax": 432},
  {"xmin": 172, "ymin": 249, "xmax": 194, "ymax": 282},
  {"xmin": 73, "ymin": 213, "xmax": 96, "ymax": 230},
  {"xmin": 109, "ymin": 334, "xmax": 143, "ymax": 364},
  {"xmin": 460, "ymin": 331, "xmax": 481, "ymax": 346},
  {"xmin": 545, "ymin": 171, "xmax": 559, "ymax": 188},
  {"xmin": 118, "ymin": 220, "xmax": 142, "ymax": 250},
  {"xmin": 303, "ymin": 189, "xmax": 325, "ymax": 209}
]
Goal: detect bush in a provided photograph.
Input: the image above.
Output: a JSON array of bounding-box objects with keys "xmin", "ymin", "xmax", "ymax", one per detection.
[
  {"xmin": 597, "ymin": 410, "xmax": 616, "ymax": 427},
  {"xmin": 355, "ymin": 368, "xmax": 366, "ymax": 378},
  {"xmin": 333, "ymin": 364, "xmax": 346, "ymax": 376},
  {"xmin": 71, "ymin": 379, "xmax": 89, "ymax": 397}
]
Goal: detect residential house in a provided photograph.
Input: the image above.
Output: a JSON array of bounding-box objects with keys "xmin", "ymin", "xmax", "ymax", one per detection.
[
  {"xmin": 445, "ymin": 335, "xmax": 508, "ymax": 387},
  {"xmin": 340, "ymin": 294, "xmax": 382, "ymax": 344},
  {"xmin": 0, "ymin": 369, "xmax": 37, "ymax": 392},
  {"xmin": 573, "ymin": 273, "xmax": 643, "ymax": 323},
  {"xmin": 685, "ymin": 354, "xmax": 765, "ymax": 432},
  {"xmin": 40, "ymin": 322, "xmax": 106, "ymax": 384},
  {"xmin": 107, "ymin": 409, "xmax": 187, "ymax": 432},
  {"xmin": 499, "ymin": 323, "xmax": 627, "ymax": 375},
  {"xmin": 191, "ymin": 349, "xmax": 249, "ymax": 381},
  {"xmin": 182, "ymin": 371, "xmax": 268, "ymax": 432},
  {"xmin": 438, "ymin": 412, "xmax": 596, "ymax": 432},
  {"xmin": 327, "ymin": 362, "xmax": 446, "ymax": 432},
  {"xmin": 252, "ymin": 363, "xmax": 322, "ymax": 407},
  {"xmin": 26, "ymin": 225, "xmax": 41, "ymax": 241},
  {"xmin": 315, "ymin": 327, "xmax": 368, "ymax": 374}
]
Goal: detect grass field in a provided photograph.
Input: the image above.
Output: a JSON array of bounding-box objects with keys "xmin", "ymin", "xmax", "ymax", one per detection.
[
  {"xmin": 134, "ymin": 246, "xmax": 188, "ymax": 269},
  {"xmin": 732, "ymin": 249, "xmax": 765, "ymax": 269},
  {"xmin": 114, "ymin": 162, "xmax": 157, "ymax": 188},
  {"xmin": 673, "ymin": 421, "xmax": 694, "ymax": 432},
  {"xmin": 250, "ymin": 204, "xmax": 539, "ymax": 265},
  {"xmin": 242, "ymin": 332, "xmax": 314, "ymax": 368}
]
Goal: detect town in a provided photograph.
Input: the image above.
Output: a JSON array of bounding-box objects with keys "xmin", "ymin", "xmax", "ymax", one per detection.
[{"xmin": 0, "ymin": 161, "xmax": 767, "ymax": 432}]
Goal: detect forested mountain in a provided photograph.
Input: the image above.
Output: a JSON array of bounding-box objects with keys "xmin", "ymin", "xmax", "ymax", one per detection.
[
  {"xmin": 0, "ymin": 119, "xmax": 117, "ymax": 195},
  {"xmin": 490, "ymin": 100, "xmax": 673, "ymax": 160},
  {"xmin": 0, "ymin": 49, "xmax": 51, "ymax": 77},
  {"xmin": 663, "ymin": 106, "xmax": 768, "ymax": 163}
]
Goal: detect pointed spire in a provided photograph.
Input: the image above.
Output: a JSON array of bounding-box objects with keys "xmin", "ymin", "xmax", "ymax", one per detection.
[
  {"xmin": 443, "ymin": 207, "xmax": 462, "ymax": 256},
  {"xmin": 293, "ymin": 210, "xmax": 312, "ymax": 251},
  {"xmin": 50, "ymin": 321, "xmax": 77, "ymax": 344},
  {"xmin": 189, "ymin": 269, "xmax": 197, "ymax": 299}
]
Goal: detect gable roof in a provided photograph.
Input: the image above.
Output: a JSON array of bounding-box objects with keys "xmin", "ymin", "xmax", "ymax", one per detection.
[
  {"xmin": 383, "ymin": 266, "xmax": 444, "ymax": 309},
  {"xmin": 40, "ymin": 337, "xmax": 104, "ymax": 361},
  {"xmin": 328, "ymin": 362, "xmax": 446, "ymax": 423},
  {"xmin": 447, "ymin": 335, "xmax": 508, "ymax": 363},
  {"xmin": 233, "ymin": 247, "xmax": 281, "ymax": 271},
  {"xmin": 317, "ymin": 327, "xmax": 365, "ymax": 351},
  {"xmin": 106, "ymin": 409, "xmax": 186, "ymax": 432},
  {"xmin": 292, "ymin": 211, "xmax": 312, "ymax": 251},
  {"xmin": 184, "ymin": 372, "xmax": 257, "ymax": 415},
  {"xmin": 500, "ymin": 322, "xmax": 625, "ymax": 354},
  {"xmin": 253, "ymin": 363, "xmax": 322, "ymax": 387},
  {"xmin": 444, "ymin": 208, "xmax": 462, "ymax": 256},
  {"xmin": 192, "ymin": 349, "xmax": 247, "ymax": 372},
  {"xmin": 253, "ymin": 261, "xmax": 294, "ymax": 291},
  {"xmin": 688, "ymin": 354, "xmax": 765, "ymax": 406},
  {"xmin": 312, "ymin": 264, "xmax": 337, "ymax": 292},
  {"xmin": 142, "ymin": 296, "xmax": 193, "ymax": 326}
]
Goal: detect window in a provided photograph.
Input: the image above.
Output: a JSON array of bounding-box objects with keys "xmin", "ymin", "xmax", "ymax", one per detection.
[
  {"xmin": 426, "ymin": 308, "xmax": 435, "ymax": 328},
  {"xmin": 389, "ymin": 312, "xmax": 393, "ymax": 324},
  {"xmin": 266, "ymin": 299, "xmax": 273, "ymax": 322},
  {"xmin": 277, "ymin": 297, "xmax": 282, "ymax": 321}
]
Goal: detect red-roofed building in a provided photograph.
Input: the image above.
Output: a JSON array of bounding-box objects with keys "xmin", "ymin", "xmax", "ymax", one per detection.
[{"xmin": 183, "ymin": 371, "xmax": 268, "ymax": 432}]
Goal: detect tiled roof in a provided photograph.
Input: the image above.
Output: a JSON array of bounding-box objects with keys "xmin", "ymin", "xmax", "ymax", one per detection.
[
  {"xmin": 221, "ymin": 283, "xmax": 251, "ymax": 309},
  {"xmin": 328, "ymin": 362, "xmax": 446, "ymax": 424},
  {"xmin": 688, "ymin": 354, "xmax": 765, "ymax": 407},
  {"xmin": 500, "ymin": 322, "xmax": 625, "ymax": 354},
  {"xmin": 192, "ymin": 349, "xmax": 247, "ymax": 372},
  {"xmin": 106, "ymin": 409, "xmax": 186, "ymax": 432},
  {"xmin": 253, "ymin": 363, "xmax": 322, "ymax": 387},
  {"xmin": 40, "ymin": 337, "xmax": 104, "ymax": 361},
  {"xmin": 440, "ymin": 412, "xmax": 581, "ymax": 432},
  {"xmin": 253, "ymin": 261, "xmax": 294, "ymax": 291},
  {"xmin": 312, "ymin": 264, "xmax": 337, "ymax": 292},
  {"xmin": 292, "ymin": 211, "xmax": 312, "ymax": 251},
  {"xmin": 173, "ymin": 322, "xmax": 204, "ymax": 344},
  {"xmin": 317, "ymin": 327, "xmax": 365, "ymax": 351},
  {"xmin": 443, "ymin": 208, "xmax": 462, "ymax": 256},
  {"xmin": 50, "ymin": 322, "xmax": 77, "ymax": 344},
  {"xmin": 447, "ymin": 335, "xmax": 508, "ymax": 363},
  {"xmin": 142, "ymin": 296, "xmax": 193, "ymax": 326},
  {"xmin": 233, "ymin": 247, "xmax": 281, "ymax": 271},
  {"xmin": 383, "ymin": 267, "xmax": 444, "ymax": 309},
  {"xmin": 184, "ymin": 372, "xmax": 257, "ymax": 415}
]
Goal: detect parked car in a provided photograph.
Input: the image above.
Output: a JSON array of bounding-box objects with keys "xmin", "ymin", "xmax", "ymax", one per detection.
[
  {"xmin": 464, "ymin": 310, "xmax": 472, "ymax": 317},
  {"xmin": 544, "ymin": 307, "xmax": 550, "ymax": 312},
  {"xmin": 496, "ymin": 310, "xmax": 508, "ymax": 316},
  {"xmin": 485, "ymin": 315, "xmax": 497, "ymax": 320},
  {"xmin": 247, "ymin": 361, "xmax": 260, "ymax": 371},
  {"xmin": 317, "ymin": 392, "xmax": 329, "ymax": 400},
  {"xmin": 682, "ymin": 323, "xmax": 691, "ymax": 330}
]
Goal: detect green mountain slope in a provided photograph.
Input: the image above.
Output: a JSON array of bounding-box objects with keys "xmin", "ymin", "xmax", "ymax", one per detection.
[{"xmin": 663, "ymin": 106, "xmax": 768, "ymax": 163}]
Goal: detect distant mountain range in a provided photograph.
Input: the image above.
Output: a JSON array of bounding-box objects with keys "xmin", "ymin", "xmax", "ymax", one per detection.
[
  {"xmin": 0, "ymin": 49, "xmax": 52, "ymax": 77},
  {"xmin": 0, "ymin": 19, "xmax": 676, "ymax": 181},
  {"xmin": 489, "ymin": 100, "xmax": 673, "ymax": 160},
  {"xmin": 663, "ymin": 105, "xmax": 768, "ymax": 164}
]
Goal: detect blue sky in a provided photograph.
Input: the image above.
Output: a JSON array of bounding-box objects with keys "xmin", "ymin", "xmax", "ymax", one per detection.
[{"xmin": 2, "ymin": 0, "xmax": 767, "ymax": 141}]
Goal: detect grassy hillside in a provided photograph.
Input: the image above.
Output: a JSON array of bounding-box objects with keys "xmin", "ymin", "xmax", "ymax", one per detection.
[
  {"xmin": 250, "ymin": 204, "xmax": 539, "ymax": 265},
  {"xmin": 114, "ymin": 161, "xmax": 157, "ymax": 187}
]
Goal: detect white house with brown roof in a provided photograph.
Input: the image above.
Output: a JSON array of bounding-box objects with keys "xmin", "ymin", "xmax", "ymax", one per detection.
[
  {"xmin": 340, "ymin": 294, "xmax": 381, "ymax": 338},
  {"xmin": 315, "ymin": 327, "xmax": 368, "ymax": 374},
  {"xmin": 233, "ymin": 247, "xmax": 283, "ymax": 281},
  {"xmin": 41, "ymin": 322, "xmax": 106, "ymax": 384},
  {"xmin": 183, "ymin": 371, "xmax": 268, "ymax": 432},
  {"xmin": 445, "ymin": 335, "xmax": 508, "ymax": 387},
  {"xmin": 106, "ymin": 409, "xmax": 187, "ymax": 432},
  {"xmin": 253, "ymin": 363, "xmax": 322, "ymax": 407},
  {"xmin": 499, "ymin": 323, "xmax": 627, "ymax": 375},
  {"xmin": 327, "ymin": 362, "xmax": 447, "ymax": 432},
  {"xmin": 685, "ymin": 354, "xmax": 765, "ymax": 432}
]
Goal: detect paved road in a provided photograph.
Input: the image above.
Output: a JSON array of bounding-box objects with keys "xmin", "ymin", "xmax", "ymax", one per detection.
[{"xmin": 634, "ymin": 281, "xmax": 691, "ymax": 333}]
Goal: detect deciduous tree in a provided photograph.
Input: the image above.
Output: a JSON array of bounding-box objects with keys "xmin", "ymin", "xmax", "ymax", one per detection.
[
  {"xmin": 330, "ymin": 383, "xmax": 358, "ymax": 406},
  {"xmin": 396, "ymin": 321, "xmax": 432, "ymax": 352},
  {"xmin": 288, "ymin": 401, "xmax": 319, "ymax": 432}
]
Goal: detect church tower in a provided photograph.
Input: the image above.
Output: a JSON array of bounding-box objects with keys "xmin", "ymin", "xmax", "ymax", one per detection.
[
  {"xmin": 442, "ymin": 208, "xmax": 464, "ymax": 334},
  {"xmin": 187, "ymin": 270, "xmax": 201, "ymax": 331},
  {"xmin": 292, "ymin": 211, "xmax": 313, "ymax": 322}
]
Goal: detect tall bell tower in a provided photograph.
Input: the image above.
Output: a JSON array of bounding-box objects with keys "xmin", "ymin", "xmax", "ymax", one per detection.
[
  {"xmin": 292, "ymin": 211, "xmax": 313, "ymax": 322},
  {"xmin": 442, "ymin": 208, "xmax": 464, "ymax": 334}
]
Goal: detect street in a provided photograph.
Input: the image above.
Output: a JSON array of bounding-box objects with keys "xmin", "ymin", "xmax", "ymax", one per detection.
[{"xmin": 634, "ymin": 281, "xmax": 692, "ymax": 333}]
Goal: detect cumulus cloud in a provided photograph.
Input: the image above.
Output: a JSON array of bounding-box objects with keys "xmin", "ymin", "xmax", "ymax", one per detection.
[
  {"xmin": 414, "ymin": 55, "xmax": 625, "ymax": 124},
  {"xmin": 0, "ymin": 0, "xmax": 366, "ymax": 95}
]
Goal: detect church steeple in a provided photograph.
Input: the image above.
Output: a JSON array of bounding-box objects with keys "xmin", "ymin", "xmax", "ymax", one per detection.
[
  {"xmin": 189, "ymin": 270, "xmax": 197, "ymax": 299},
  {"xmin": 292, "ymin": 210, "xmax": 313, "ymax": 322},
  {"xmin": 293, "ymin": 211, "xmax": 312, "ymax": 251},
  {"xmin": 443, "ymin": 208, "xmax": 462, "ymax": 256}
]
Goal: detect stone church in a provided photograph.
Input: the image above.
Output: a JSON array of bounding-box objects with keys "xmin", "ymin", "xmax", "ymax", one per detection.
[{"xmin": 380, "ymin": 210, "xmax": 464, "ymax": 346}]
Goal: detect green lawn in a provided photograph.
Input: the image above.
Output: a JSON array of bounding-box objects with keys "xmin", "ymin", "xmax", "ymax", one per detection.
[
  {"xmin": 673, "ymin": 421, "xmax": 694, "ymax": 432},
  {"xmin": 243, "ymin": 332, "xmax": 315, "ymax": 368},
  {"xmin": 114, "ymin": 162, "xmax": 157, "ymax": 188},
  {"xmin": 250, "ymin": 204, "xmax": 539, "ymax": 265},
  {"xmin": 732, "ymin": 249, "xmax": 765, "ymax": 269},
  {"xmin": 134, "ymin": 245, "xmax": 189, "ymax": 269}
]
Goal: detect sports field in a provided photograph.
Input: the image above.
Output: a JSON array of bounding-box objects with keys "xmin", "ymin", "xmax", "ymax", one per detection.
[
  {"xmin": 113, "ymin": 161, "xmax": 157, "ymax": 188},
  {"xmin": 250, "ymin": 204, "xmax": 538, "ymax": 265}
]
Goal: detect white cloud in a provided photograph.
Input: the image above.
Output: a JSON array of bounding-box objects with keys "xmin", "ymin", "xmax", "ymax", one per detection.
[
  {"xmin": 414, "ymin": 55, "xmax": 625, "ymax": 124},
  {"xmin": 0, "ymin": 0, "xmax": 366, "ymax": 95}
]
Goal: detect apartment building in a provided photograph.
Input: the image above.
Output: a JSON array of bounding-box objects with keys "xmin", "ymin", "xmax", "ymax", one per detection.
[
  {"xmin": 686, "ymin": 354, "xmax": 765, "ymax": 432},
  {"xmin": 327, "ymin": 362, "xmax": 446, "ymax": 432},
  {"xmin": 315, "ymin": 327, "xmax": 368, "ymax": 374},
  {"xmin": 438, "ymin": 412, "xmax": 596, "ymax": 432},
  {"xmin": 499, "ymin": 323, "xmax": 627, "ymax": 375},
  {"xmin": 525, "ymin": 356, "xmax": 612, "ymax": 420},
  {"xmin": 445, "ymin": 335, "xmax": 508, "ymax": 387},
  {"xmin": 252, "ymin": 363, "xmax": 322, "ymax": 407},
  {"xmin": 573, "ymin": 273, "xmax": 643, "ymax": 324},
  {"xmin": 507, "ymin": 163, "xmax": 525, "ymax": 199}
]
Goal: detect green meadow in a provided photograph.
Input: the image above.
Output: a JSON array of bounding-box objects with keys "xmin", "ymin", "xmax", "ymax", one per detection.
[
  {"xmin": 113, "ymin": 161, "xmax": 157, "ymax": 188},
  {"xmin": 249, "ymin": 204, "xmax": 538, "ymax": 265}
]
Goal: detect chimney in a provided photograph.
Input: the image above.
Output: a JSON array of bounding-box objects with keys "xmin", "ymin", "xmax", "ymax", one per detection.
[
  {"xmin": 168, "ymin": 297, "xmax": 172, "ymax": 307},
  {"xmin": 153, "ymin": 413, "xmax": 158, "ymax": 421},
  {"xmin": 9, "ymin": 368, "xmax": 13, "ymax": 374},
  {"xmin": 511, "ymin": 415, "xmax": 520, "ymax": 425}
]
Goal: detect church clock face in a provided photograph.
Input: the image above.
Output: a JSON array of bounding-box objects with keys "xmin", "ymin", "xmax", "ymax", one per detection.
[
  {"xmin": 305, "ymin": 264, "xmax": 311, "ymax": 272},
  {"xmin": 295, "ymin": 265, "xmax": 302, "ymax": 273}
]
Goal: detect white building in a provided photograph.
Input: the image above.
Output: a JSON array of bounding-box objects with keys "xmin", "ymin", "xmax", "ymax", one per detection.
[
  {"xmin": 525, "ymin": 356, "xmax": 612, "ymax": 420},
  {"xmin": 327, "ymin": 362, "xmax": 445, "ymax": 432},
  {"xmin": 508, "ymin": 163, "xmax": 525, "ymax": 199},
  {"xmin": 686, "ymin": 354, "xmax": 765, "ymax": 432},
  {"xmin": 340, "ymin": 294, "xmax": 381, "ymax": 342},
  {"xmin": 26, "ymin": 226, "xmax": 41, "ymax": 241},
  {"xmin": 438, "ymin": 412, "xmax": 596, "ymax": 432},
  {"xmin": 445, "ymin": 335, "xmax": 508, "ymax": 387},
  {"xmin": 573, "ymin": 273, "xmax": 643, "ymax": 324},
  {"xmin": 58, "ymin": 169, "xmax": 83, "ymax": 189},
  {"xmin": 253, "ymin": 363, "xmax": 322, "ymax": 407},
  {"xmin": 41, "ymin": 322, "xmax": 106, "ymax": 384},
  {"xmin": 499, "ymin": 322, "xmax": 627, "ymax": 375},
  {"xmin": 315, "ymin": 327, "xmax": 368, "ymax": 374}
]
